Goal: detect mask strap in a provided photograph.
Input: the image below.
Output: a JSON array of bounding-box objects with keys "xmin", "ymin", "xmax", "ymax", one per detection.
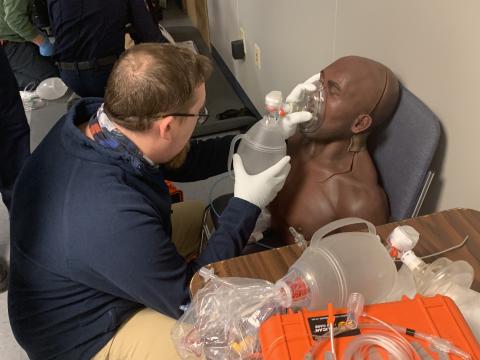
[{"xmin": 348, "ymin": 133, "xmax": 367, "ymax": 152}]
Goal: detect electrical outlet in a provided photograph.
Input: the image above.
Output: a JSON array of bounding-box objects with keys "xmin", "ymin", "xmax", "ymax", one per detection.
[
  {"xmin": 254, "ymin": 43, "xmax": 261, "ymax": 70},
  {"xmin": 239, "ymin": 27, "xmax": 247, "ymax": 55}
]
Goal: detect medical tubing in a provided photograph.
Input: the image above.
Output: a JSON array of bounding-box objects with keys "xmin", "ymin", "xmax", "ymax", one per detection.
[
  {"xmin": 308, "ymin": 312, "xmax": 418, "ymax": 359},
  {"xmin": 304, "ymin": 324, "xmax": 413, "ymax": 360},
  {"xmin": 24, "ymin": 81, "xmax": 38, "ymax": 93},
  {"xmin": 343, "ymin": 333, "xmax": 412, "ymax": 360},
  {"xmin": 393, "ymin": 234, "xmax": 470, "ymax": 263},
  {"xmin": 21, "ymin": 82, "xmax": 44, "ymax": 111},
  {"xmin": 360, "ymin": 322, "xmax": 472, "ymax": 359},
  {"xmin": 208, "ymin": 173, "xmax": 232, "ymax": 219},
  {"xmin": 304, "ymin": 326, "xmax": 341, "ymax": 360},
  {"xmin": 305, "ymin": 292, "xmax": 362, "ymax": 360},
  {"xmin": 328, "ymin": 323, "xmax": 336, "ymax": 359},
  {"xmin": 305, "ymin": 301, "xmax": 415, "ymax": 360},
  {"xmin": 362, "ymin": 314, "xmax": 418, "ymax": 357},
  {"xmin": 420, "ymin": 234, "xmax": 469, "ymax": 259},
  {"xmin": 415, "ymin": 334, "xmax": 471, "ymax": 359}
]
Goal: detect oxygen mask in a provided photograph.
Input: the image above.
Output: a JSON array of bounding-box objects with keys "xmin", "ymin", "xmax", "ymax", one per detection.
[{"xmin": 285, "ymin": 80, "xmax": 326, "ymax": 134}]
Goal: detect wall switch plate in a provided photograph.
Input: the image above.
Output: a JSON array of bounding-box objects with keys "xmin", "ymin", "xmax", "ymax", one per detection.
[
  {"xmin": 239, "ymin": 27, "xmax": 247, "ymax": 54},
  {"xmin": 231, "ymin": 40, "xmax": 245, "ymax": 59},
  {"xmin": 254, "ymin": 43, "xmax": 261, "ymax": 70}
]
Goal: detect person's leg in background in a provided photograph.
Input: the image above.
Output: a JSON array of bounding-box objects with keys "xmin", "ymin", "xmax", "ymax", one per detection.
[
  {"xmin": 59, "ymin": 64, "xmax": 114, "ymax": 98},
  {"xmin": 170, "ymin": 200, "xmax": 205, "ymax": 260},
  {"xmin": 3, "ymin": 41, "xmax": 58, "ymax": 89},
  {"xmin": 0, "ymin": 47, "xmax": 30, "ymax": 212},
  {"xmin": 0, "ymin": 47, "xmax": 31, "ymax": 291}
]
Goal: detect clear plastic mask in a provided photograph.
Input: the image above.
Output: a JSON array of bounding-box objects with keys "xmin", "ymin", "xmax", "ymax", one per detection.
[
  {"xmin": 298, "ymin": 80, "xmax": 326, "ymax": 134},
  {"xmin": 36, "ymin": 77, "xmax": 68, "ymax": 100}
]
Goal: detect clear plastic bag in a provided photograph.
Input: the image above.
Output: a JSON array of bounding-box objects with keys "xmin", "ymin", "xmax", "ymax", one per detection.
[
  {"xmin": 172, "ymin": 218, "xmax": 399, "ymax": 359},
  {"xmin": 171, "ymin": 273, "xmax": 280, "ymax": 359}
]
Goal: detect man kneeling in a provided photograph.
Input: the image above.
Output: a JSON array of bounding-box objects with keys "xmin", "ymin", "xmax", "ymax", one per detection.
[{"xmin": 8, "ymin": 44, "xmax": 291, "ymax": 359}]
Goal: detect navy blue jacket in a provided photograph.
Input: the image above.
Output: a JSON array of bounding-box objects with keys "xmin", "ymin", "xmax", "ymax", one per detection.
[
  {"xmin": 47, "ymin": 0, "xmax": 166, "ymax": 61},
  {"xmin": 8, "ymin": 98, "xmax": 260, "ymax": 360}
]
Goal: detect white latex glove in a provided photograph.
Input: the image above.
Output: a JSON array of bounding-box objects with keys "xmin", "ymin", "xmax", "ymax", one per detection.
[
  {"xmin": 280, "ymin": 72, "xmax": 321, "ymax": 139},
  {"xmin": 285, "ymin": 73, "xmax": 320, "ymax": 104},
  {"xmin": 279, "ymin": 111, "xmax": 312, "ymax": 139},
  {"xmin": 233, "ymin": 154, "xmax": 291, "ymax": 209}
]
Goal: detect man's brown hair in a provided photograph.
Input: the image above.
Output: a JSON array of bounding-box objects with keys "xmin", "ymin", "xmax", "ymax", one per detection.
[{"xmin": 104, "ymin": 43, "xmax": 212, "ymax": 131}]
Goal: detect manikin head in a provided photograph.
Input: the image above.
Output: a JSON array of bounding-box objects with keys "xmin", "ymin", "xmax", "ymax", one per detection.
[
  {"xmin": 103, "ymin": 43, "xmax": 212, "ymax": 167},
  {"xmin": 302, "ymin": 56, "xmax": 399, "ymax": 149}
]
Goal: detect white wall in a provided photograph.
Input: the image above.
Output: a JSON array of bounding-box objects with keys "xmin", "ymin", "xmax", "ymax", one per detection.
[
  {"xmin": 208, "ymin": 0, "xmax": 337, "ymax": 110},
  {"xmin": 207, "ymin": 0, "xmax": 480, "ymax": 213}
]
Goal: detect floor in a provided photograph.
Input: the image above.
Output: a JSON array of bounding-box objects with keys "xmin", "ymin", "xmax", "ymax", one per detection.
[{"xmin": 0, "ymin": 2, "xmax": 240, "ymax": 358}]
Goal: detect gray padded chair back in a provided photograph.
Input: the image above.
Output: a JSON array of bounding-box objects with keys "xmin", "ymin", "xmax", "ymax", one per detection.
[{"xmin": 368, "ymin": 85, "xmax": 441, "ymax": 221}]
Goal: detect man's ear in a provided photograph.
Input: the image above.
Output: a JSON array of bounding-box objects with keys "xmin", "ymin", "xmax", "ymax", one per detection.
[
  {"xmin": 351, "ymin": 114, "xmax": 372, "ymax": 134},
  {"xmin": 156, "ymin": 116, "xmax": 175, "ymax": 141}
]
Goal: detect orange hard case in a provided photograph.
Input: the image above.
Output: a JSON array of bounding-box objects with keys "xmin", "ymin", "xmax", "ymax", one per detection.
[{"xmin": 259, "ymin": 295, "xmax": 480, "ymax": 359}]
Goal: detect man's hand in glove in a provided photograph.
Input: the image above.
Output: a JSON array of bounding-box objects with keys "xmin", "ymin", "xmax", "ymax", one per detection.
[
  {"xmin": 279, "ymin": 72, "xmax": 321, "ymax": 139},
  {"xmin": 233, "ymin": 154, "xmax": 291, "ymax": 209}
]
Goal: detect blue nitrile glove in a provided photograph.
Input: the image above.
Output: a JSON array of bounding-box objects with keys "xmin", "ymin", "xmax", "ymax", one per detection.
[{"xmin": 38, "ymin": 36, "xmax": 54, "ymax": 57}]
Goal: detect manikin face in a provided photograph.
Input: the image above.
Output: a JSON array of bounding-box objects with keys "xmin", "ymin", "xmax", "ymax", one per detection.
[
  {"xmin": 165, "ymin": 83, "xmax": 206, "ymax": 169},
  {"xmin": 302, "ymin": 56, "xmax": 387, "ymax": 142}
]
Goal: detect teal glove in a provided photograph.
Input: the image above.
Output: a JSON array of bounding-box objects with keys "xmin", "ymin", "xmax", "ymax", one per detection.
[{"xmin": 38, "ymin": 36, "xmax": 54, "ymax": 57}]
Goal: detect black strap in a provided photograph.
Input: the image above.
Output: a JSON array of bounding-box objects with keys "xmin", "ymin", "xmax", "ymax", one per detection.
[
  {"xmin": 57, "ymin": 55, "xmax": 118, "ymax": 71},
  {"xmin": 406, "ymin": 328, "xmax": 416, "ymax": 337}
]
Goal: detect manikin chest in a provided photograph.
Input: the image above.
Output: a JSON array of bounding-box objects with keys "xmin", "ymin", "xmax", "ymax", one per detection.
[{"xmin": 269, "ymin": 161, "xmax": 342, "ymax": 243}]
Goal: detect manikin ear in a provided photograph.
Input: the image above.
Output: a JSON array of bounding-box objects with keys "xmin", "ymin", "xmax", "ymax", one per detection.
[
  {"xmin": 351, "ymin": 114, "xmax": 372, "ymax": 134},
  {"xmin": 155, "ymin": 116, "xmax": 175, "ymax": 141}
]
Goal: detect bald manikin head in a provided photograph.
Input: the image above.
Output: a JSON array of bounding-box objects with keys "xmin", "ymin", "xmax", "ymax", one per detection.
[{"xmin": 305, "ymin": 56, "xmax": 399, "ymax": 142}]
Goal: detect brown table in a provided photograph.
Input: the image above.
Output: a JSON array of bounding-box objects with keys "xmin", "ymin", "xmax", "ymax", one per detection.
[{"xmin": 190, "ymin": 208, "xmax": 480, "ymax": 296}]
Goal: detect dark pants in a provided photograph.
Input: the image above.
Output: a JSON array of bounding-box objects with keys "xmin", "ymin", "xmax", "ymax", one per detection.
[
  {"xmin": 59, "ymin": 64, "xmax": 113, "ymax": 98},
  {"xmin": 0, "ymin": 48, "xmax": 31, "ymax": 211},
  {"xmin": 3, "ymin": 41, "xmax": 58, "ymax": 89}
]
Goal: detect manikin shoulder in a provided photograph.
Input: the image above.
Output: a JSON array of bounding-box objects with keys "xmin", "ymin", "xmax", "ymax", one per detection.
[
  {"xmin": 323, "ymin": 152, "xmax": 389, "ymax": 224},
  {"xmin": 270, "ymin": 144, "xmax": 389, "ymax": 242}
]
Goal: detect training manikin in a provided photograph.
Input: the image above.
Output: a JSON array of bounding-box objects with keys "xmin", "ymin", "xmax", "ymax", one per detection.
[{"xmin": 268, "ymin": 56, "xmax": 400, "ymax": 243}]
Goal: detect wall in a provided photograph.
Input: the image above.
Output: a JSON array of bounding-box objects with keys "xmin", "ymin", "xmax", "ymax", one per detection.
[{"xmin": 207, "ymin": 0, "xmax": 480, "ymax": 213}]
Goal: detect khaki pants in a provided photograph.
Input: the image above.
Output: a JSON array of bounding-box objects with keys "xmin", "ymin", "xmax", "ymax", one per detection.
[
  {"xmin": 92, "ymin": 308, "xmax": 179, "ymax": 360},
  {"xmin": 92, "ymin": 200, "xmax": 205, "ymax": 359}
]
